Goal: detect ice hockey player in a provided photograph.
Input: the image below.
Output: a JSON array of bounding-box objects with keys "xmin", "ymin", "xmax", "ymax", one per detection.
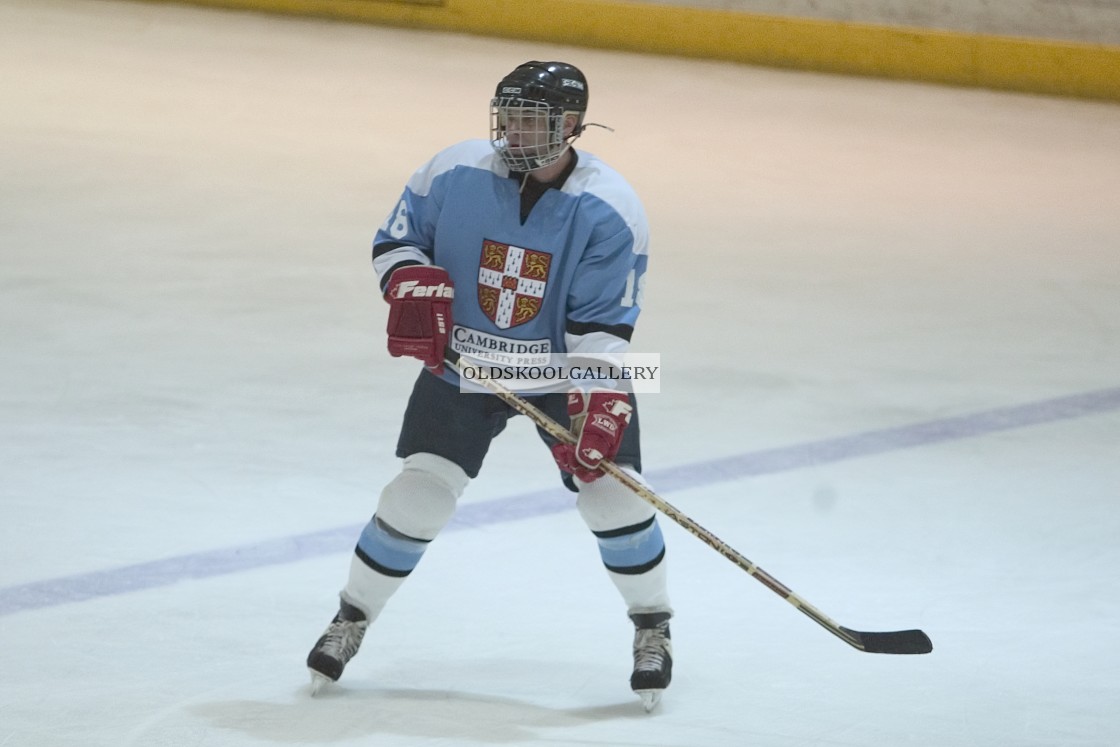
[{"xmin": 306, "ymin": 60, "xmax": 673, "ymax": 711}]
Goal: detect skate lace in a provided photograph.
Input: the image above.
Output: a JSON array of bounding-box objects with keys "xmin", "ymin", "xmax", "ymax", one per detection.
[
  {"xmin": 633, "ymin": 625, "xmax": 670, "ymax": 672},
  {"xmin": 321, "ymin": 619, "xmax": 366, "ymax": 661}
]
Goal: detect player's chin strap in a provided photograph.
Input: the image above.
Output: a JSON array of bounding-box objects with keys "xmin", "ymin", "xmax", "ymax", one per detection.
[
  {"xmin": 441, "ymin": 347, "xmax": 932, "ymax": 656},
  {"xmin": 573, "ymin": 121, "xmax": 614, "ymax": 138}
]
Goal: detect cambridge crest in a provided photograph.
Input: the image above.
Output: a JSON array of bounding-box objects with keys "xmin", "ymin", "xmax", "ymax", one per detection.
[{"xmin": 477, "ymin": 240, "xmax": 551, "ymax": 329}]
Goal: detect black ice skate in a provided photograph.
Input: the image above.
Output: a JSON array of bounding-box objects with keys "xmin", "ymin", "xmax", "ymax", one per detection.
[
  {"xmin": 306, "ymin": 599, "xmax": 368, "ymax": 694},
  {"xmin": 629, "ymin": 611, "xmax": 672, "ymax": 711}
]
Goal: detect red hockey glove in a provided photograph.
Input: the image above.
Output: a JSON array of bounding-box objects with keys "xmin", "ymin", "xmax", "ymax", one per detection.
[
  {"xmin": 384, "ymin": 265, "xmax": 454, "ymax": 374},
  {"xmin": 550, "ymin": 389, "xmax": 633, "ymax": 483}
]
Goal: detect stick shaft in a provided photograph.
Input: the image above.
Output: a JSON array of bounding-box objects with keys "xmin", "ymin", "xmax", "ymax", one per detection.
[{"xmin": 448, "ymin": 356, "xmax": 869, "ymax": 650}]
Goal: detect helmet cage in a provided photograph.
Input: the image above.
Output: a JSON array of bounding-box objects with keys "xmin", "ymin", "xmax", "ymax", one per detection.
[{"xmin": 490, "ymin": 96, "xmax": 580, "ymax": 172}]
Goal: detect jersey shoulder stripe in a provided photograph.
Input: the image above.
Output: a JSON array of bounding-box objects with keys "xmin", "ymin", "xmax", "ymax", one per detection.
[
  {"xmin": 406, "ymin": 139, "xmax": 500, "ymax": 197},
  {"xmin": 563, "ymin": 151, "xmax": 650, "ymax": 256}
]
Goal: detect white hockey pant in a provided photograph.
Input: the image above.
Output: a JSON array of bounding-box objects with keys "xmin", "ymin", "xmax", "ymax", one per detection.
[
  {"xmin": 341, "ymin": 453, "xmax": 468, "ymax": 620},
  {"xmin": 341, "ymin": 454, "xmax": 671, "ymax": 620},
  {"xmin": 576, "ymin": 467, "xmax": 672, "ymax": 616}
]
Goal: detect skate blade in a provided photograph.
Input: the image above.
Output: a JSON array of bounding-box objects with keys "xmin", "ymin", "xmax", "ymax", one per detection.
[
  {"xmin": 308, "ymin": 670, "xmax": 334, "ymax": 696},
  {"xmin": 635, "ymin": 689, "xmax": 663, "ymax": 712}
]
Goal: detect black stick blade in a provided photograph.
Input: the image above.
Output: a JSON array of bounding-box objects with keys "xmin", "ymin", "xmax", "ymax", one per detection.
[{"xmin": 841, "ymin": 627, "xmax": 933, "ymax": 654}]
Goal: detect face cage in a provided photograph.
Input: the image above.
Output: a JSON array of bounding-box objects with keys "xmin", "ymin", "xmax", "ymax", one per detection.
[{"xmin": 490, "ymin": 97, "xmax": 577, "ymax": 172}]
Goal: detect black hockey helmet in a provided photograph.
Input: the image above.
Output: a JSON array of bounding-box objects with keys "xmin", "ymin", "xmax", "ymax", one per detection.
[
  {"xmin": 490, "ymin": 61, "xmax": 590, "ymax": 171},
  {"xmin": 494, "ymin": 61, "xmax": 589, "ymax": 124}
]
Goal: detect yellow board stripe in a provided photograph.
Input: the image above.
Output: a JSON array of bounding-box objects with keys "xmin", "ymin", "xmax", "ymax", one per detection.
[{"xmin": 145, "ymin": 0, "xmax": 1120, "ymax": 102}]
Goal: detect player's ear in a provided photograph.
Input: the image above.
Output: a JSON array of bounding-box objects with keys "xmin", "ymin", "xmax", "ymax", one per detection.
[{"xmin": 562, "ymin": 113, "xmax": 579, "ymax": 138}]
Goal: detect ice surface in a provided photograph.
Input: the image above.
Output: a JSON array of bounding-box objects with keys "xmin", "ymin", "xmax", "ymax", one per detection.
[{"xmin": 2, "ymin": 1, "xmax": 1119, "ymax": 744}]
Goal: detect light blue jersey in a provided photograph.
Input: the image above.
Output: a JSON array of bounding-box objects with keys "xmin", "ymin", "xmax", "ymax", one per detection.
[{"xmin": 372, "ymin": 139, "xmax": 649, "ymax": 386}]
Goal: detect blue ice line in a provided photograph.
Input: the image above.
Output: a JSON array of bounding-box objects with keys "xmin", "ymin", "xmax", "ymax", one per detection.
[{"xmin": 2, "ymin": 386, "xmax": 1118, "ymax": 617}]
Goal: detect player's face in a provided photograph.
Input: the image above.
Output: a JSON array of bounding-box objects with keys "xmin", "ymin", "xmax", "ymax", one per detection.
[
  {"xmin": 499, "ymin": 108, "xmax": 552, "ymax": 152},
  {"xmin": 490, "ymin": 99, "xmax": 577, "ymax": 172}
]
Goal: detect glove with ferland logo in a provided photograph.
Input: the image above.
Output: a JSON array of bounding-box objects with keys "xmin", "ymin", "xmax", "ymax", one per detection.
[
  {"xmin": 550, "ymin": 389, "xmax": 634, "ymax": 483},
  {"xmin": 384, "ymin": 265, "xmax": 454, "ymax": 375}
]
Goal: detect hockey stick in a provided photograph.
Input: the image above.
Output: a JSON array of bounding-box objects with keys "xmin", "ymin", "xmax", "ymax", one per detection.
[{"xmin": 445, "ymin": 350, "xmax": 932, "ymax": 655}]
